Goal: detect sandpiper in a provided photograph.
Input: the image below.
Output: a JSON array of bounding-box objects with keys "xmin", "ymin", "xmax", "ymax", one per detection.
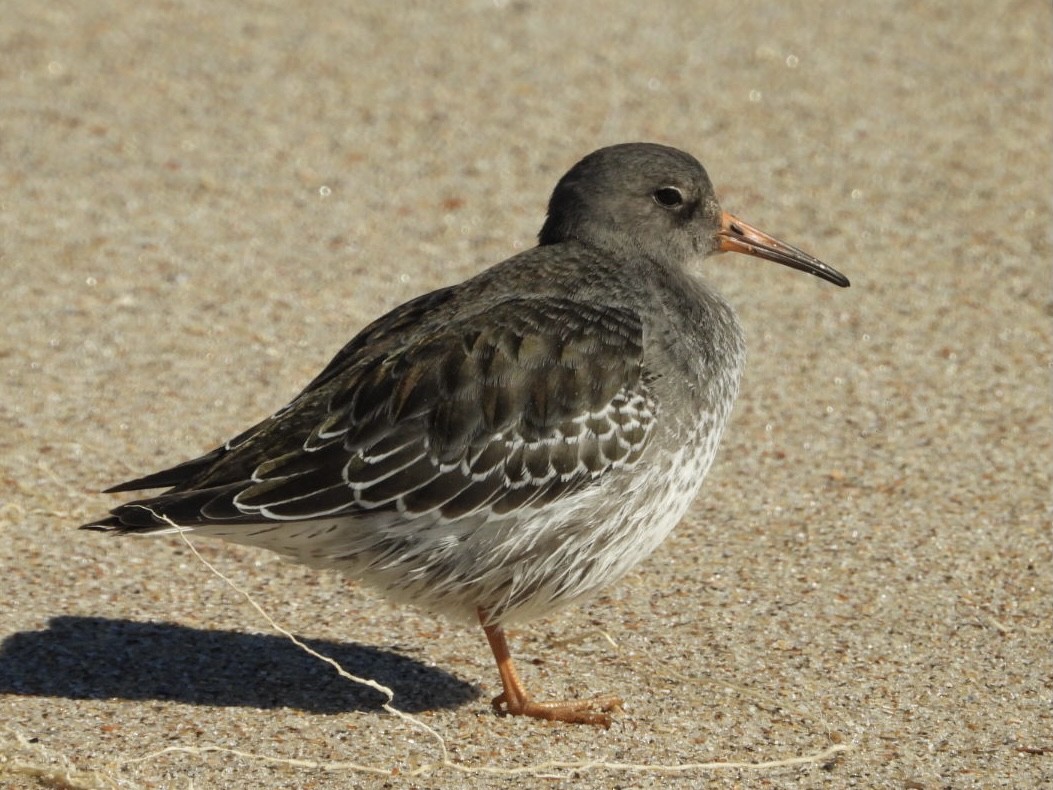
[{"xmin": 83, "ymin": 143, "xmax": 849, "ymax": 726}]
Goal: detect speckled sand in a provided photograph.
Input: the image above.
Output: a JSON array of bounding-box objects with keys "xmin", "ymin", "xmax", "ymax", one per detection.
[{"xmin": 1, "ymin": 2, "xmax": 1050, "ymax": 788}]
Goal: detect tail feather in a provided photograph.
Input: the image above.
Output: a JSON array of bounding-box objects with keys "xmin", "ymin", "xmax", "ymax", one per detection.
[{"xmin": 79, "ymin": 482, "xmax": 254, "ymax": 533}]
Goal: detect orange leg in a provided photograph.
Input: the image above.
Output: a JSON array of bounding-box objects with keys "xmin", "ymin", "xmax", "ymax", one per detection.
[{"xmin": 478, "ymin": 608, "xmax": 622, "ymax": 727}]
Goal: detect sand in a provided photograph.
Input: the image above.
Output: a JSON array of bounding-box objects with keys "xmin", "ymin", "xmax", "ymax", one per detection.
[{"xmin": 1, "ymin": 1, "xmax": 1050, "ymax": 787}]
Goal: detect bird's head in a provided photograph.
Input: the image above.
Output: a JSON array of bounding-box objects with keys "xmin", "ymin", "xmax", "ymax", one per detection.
[{"xmin": 538, "ymin": 142, "xmax": 849, "ymax": 288}]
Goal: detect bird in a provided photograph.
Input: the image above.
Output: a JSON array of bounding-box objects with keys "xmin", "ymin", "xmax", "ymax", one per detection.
[{"xmin": 82, "ymin": 142, "xmax": 849, "ymax": 727}]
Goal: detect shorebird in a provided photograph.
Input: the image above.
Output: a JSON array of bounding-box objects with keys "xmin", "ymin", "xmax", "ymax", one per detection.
[{"xmin": 83, "ymin": 143, "xmax": 849, "ymax": 726}]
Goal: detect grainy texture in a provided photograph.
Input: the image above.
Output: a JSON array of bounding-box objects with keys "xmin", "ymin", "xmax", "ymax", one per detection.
[{"xmin": 1, "ymin": 1, "xmax": 1050, "ymax": 787}]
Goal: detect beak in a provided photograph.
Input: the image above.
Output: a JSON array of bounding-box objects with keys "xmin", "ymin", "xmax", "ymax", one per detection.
[{"xmin": 717, "ymin": 212, "xmax": 850, "ymax": 287}]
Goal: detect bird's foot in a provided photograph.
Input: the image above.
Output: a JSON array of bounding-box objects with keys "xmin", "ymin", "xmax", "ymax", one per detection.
[{"xmin": 491, "ymin": 691, "xmax": 623, "ymax": 727}]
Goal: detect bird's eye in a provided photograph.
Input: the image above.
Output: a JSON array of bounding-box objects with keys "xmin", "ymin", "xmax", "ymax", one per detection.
[{"xmin": 652, "ymin": 187, "xmax": 684, "ymax": 208}]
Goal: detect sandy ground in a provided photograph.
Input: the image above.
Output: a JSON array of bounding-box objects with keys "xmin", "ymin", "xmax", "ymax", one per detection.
[{"xmin": 1, "ymin": 1, "xmax": 1050, "ymax": 787}]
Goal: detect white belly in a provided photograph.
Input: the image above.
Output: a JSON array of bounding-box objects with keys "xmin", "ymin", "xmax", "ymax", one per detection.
[{"xmin": 191, "ymin": 408, "xmax": 729, "ymax": 625}]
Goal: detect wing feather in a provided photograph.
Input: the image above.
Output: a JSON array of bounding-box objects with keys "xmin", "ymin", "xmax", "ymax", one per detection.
[{"xmin": 87, "ymin": 295, "xmax": 659, "ymax": 533}]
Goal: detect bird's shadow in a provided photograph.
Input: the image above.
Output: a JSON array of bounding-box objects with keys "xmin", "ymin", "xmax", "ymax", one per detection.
[{"xmin": 0, "ymin": 616, "xmax": 479, "ymax": 714}]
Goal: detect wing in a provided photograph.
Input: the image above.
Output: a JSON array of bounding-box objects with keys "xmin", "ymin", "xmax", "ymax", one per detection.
[
  {"xmin": 85, "ymin": 296, "xmax": 658, "ymax": 531},
  {"xmin": 100, "ymin": 286, "xmax": 459, "ymax": 494}
]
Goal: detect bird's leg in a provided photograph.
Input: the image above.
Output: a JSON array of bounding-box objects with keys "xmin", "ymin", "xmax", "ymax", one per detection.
[{"xmin": 477, "ymin": 608, "xmax": 622, "ymax": 727}]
